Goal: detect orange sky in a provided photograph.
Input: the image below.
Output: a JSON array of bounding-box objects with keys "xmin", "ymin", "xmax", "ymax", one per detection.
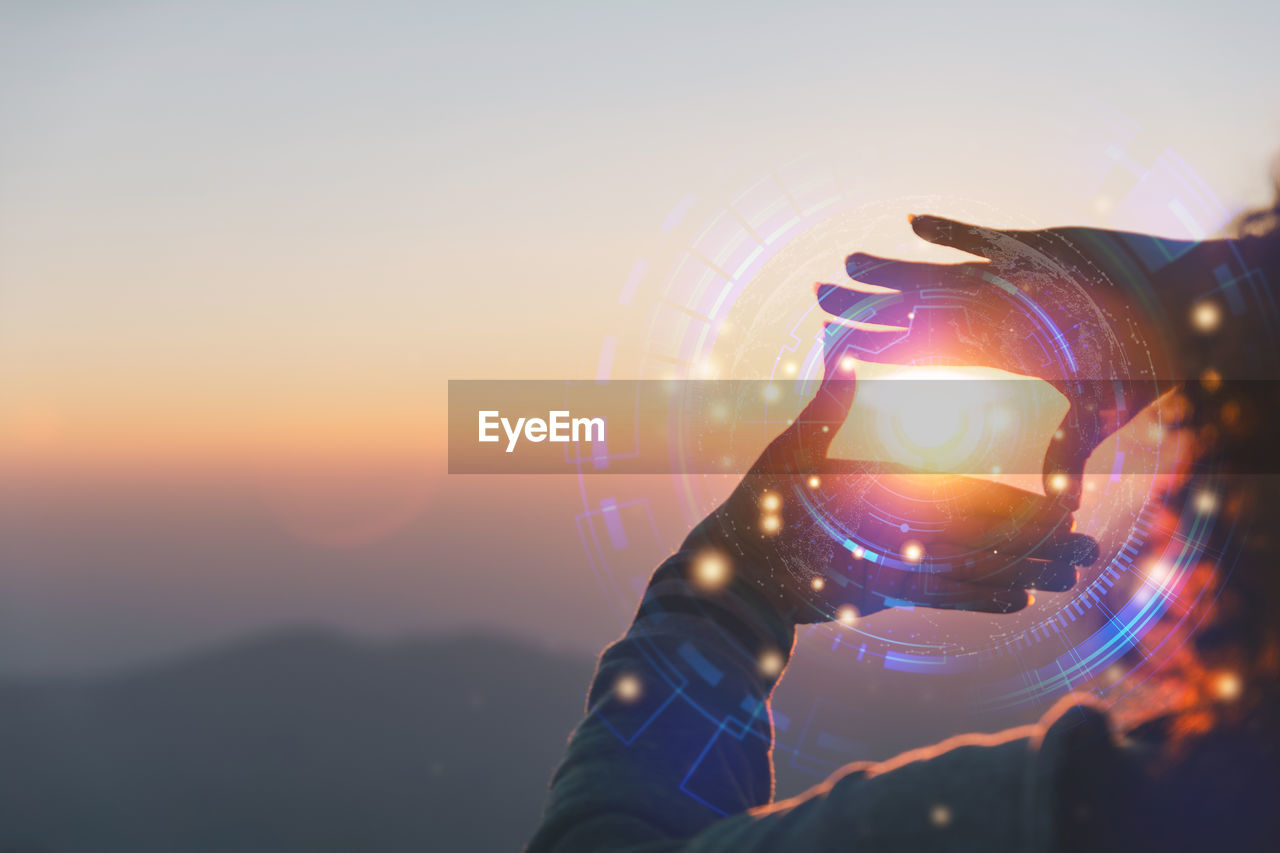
[{"xmin": 1, "ymin": 0, "xmax": 1278, "ymax": 675}]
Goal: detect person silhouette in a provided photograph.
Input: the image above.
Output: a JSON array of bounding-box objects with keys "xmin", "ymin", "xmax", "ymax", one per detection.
[{"xmin": 527, "ymin": 185, "xmax": 1280, "ymax": 853}]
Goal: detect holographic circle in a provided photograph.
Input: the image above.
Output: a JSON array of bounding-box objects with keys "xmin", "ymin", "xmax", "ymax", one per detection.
[{"xmin": 568, "ymin": 104, "xmax": 1276, "ymax": 790}]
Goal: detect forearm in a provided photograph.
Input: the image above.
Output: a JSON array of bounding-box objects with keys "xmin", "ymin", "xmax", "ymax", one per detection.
[
  {"xmin": 526, "ymin": 549, "xmax": 797, "ymax": 852},
  {"xmin": 525, "ymin": 548, "xmax": 1119, "ymax": 853}
]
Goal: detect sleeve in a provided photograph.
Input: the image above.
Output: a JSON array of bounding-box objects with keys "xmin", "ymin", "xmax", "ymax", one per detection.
[{"xmin": 525, "ymin": 551, "xmax": 1131, "ymax": 853}]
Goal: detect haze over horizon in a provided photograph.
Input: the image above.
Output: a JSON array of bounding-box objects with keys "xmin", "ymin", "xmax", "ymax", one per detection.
[{"xmin": 2, "ymin": 0, "xmax": 1279, "ymax": 677}]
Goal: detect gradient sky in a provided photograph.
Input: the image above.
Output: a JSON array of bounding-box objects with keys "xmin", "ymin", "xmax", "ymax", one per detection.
[{"xmin": 1, "ymin": 0, "xmax": 1278, "ymax": 675}]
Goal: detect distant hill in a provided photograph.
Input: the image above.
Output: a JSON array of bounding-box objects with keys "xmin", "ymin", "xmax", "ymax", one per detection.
[{"xmin": 0, "ymin": 629, "xmax": 596, "ymax": 853}]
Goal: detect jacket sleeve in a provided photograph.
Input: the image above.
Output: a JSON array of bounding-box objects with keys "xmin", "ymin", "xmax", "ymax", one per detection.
[{"xmin": 526, "ymin": 551, "xmax": 1127, "ymax": 853}]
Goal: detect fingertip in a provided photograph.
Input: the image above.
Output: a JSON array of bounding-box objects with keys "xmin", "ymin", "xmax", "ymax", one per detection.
[
  {"xmin": 844, "ymin": 252, "xmax": 873, "ymax": 274},
  {"xmin": 910, "ymin": 214, "xmax": 944, "ymax": 239},
  {"xmin": 992, "ymin": 589, "xmax": 1030, "ymax": 613},
  {"xmin": 1075, "ymin": 536, "xmax": 1100, "ymax": 567},
  {"xmin": 1033, "ymin": 562, "xmax": 1080, "ymax": 592}
]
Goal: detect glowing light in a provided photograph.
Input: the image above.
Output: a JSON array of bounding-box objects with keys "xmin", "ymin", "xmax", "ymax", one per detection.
[
  {"xmin": 758, "ymin": 649, "xmax": 785, "ymax": 676},
  {"xmin": 1200, "ymin": 367, "xmax": 1222, "ymax": 393},
  {"xmin": 693, "ymin": 551, "xmax": 731, "ymax": 590},
  {"xmin": 759, "ymin": 492, "xmax": 782, "ymax": 512},
  {"xmin": 784, "ymin": 361, "xmax": 797, "ymax": 376},
  {"xmin": 615, "ymin": 673, "xmax": 642, "ymax": 702},
  {"xmin": 840, "ymin": 355, "xmax": 856, "ymax": 373},
  {"xmin": 836, "ymin": 604, "xmax": 859, "ymax": 625},
  {"xmin": 902, "ymin": 540, "xmax": 924, "ymax": 563},
  {"xmin": 901, "ymin": 406, "xmax": 960, "ymax": 448},
  {"xmin": 1048, "ymin": 473, "xmax": 1070, "ymax": 493},
  {"xmin": 851, "ymin": 545, "xmax": 865, "ymax": 559},
  {"xmin": 1194, "ymin": 490, "xmax": 1218, "ymax": 515},
  {"xmin": 1026, "ymin": 593, "xmax": 1036, "ymax": 606},
  {"xmin": 1212, "ymin": 670, "xmax": 1243, "ymax": 702},
  {"xmin": 929, "ymin": 804, "xmax": 953, "ymax": 828},
  {"xmin": 807, "ymin": 475, "xmax": 821, "ymax": 489},
  {"xmin": 1192, "ymin": 300, "xmax": 1222, "ymax": 332},
  {"xmin": 760, "ymin": 513, "xmax": 782, "ymax": 534},
  {"xmin": 834, "ymin": 364, "xmax": 1065, "ymax": 477},
  {"xmin": 810, "ymin": 576, "xmax": 826, "ymax": 591}
]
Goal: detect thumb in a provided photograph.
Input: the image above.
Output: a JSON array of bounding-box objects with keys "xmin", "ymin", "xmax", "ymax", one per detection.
[
  {"xmin": 910, "ymin": 214, "xmax": 1014, "ymax": 260},
  {"xmin": 769, "ymin": 324, "xmax": 858, "ymax": 466},
  {"xmin": 1043, "ymin": 411, "xmax": 1093, "ymax": 510}
]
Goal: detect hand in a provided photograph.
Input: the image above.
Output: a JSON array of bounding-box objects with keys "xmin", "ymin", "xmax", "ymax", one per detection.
[
  {"xmin": 679, "ymin": 351, "xmax": 1098, "ymax": 624},
  {"xmin": 817, "ymin": 215, "xmax": 1247, "ymax": 508}
]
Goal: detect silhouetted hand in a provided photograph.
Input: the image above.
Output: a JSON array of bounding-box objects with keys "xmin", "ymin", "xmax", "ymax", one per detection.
[
  {"xmin": 679, "ymin": 353, "xmax": 1098, "ymax": 624},
  {"xmin": 817, "ymin": 215, "xmax": 1245, "ymax": 508}
]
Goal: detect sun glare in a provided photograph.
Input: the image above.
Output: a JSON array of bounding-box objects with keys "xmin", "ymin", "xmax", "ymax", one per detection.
[{"xmin": 827, "ymin": 361, "xmax": 1067, "ymax": 481}]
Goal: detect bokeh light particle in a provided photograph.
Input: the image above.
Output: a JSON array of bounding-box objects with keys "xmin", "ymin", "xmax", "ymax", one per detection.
[
  {"xmin": 615, "ymin": 673, "xmax": 642, "ymax": 702},
  {"xmin": 1212, "ymin": 671, "xmax": 1243, "ymax": 702},
  {"xmin": 693, "ymin": 550, "xmax": 731, "ymax": 590},
  {"xmin": 837, "ymin": 605, "xmax": 859, "ymax": 626},
  {"xmin": 1191, "ymin": 300, "xmax": 1222, "ymax": 332},
  {"xmin": 758, "ymin": 649, "xmax": 785, "ymax": 677}
]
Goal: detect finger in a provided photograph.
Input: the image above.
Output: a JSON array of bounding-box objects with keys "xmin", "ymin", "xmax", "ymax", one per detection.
[
  {"xmin": 1032, "ymin": 531, "xmax": 1099, "ymax": 567},
  {"xmin": 943, "ymin": 556, "xmax": 1079, "ymax": 591},
  {"xmin": 844, "ymin": 252, "xmax": 979, "ymax": 291},
  {"xmin": 760, "ymin": 332, "xmax": 857, "ymax": 468},
  {"xmin": 1016, "ymin": 560, "xmax": 1080, "ymax": 592},
  {"xmin": 896, "ymin": 573, "xmax": 1030, "ymax": 614},
  {"xmin": 935, "ymin": 515, "xmax": 1067, "ymax": 555},
  {"xmin": 929, "ymin": 534, "xmax": 1095, "ymax": 589},
  {"xmin": 946, "ymin": 557, "xmax": 1080, "ymax": 592},
  {"xmin": 1042, "ymin": 408, "xmax": 1098, "ymax": 511},
  {"xmin": 911, "ymin": 498, "xmax": 1088, "ymax": 561},
  {"xmin": 820, "ymin": 313, "xmax": 933, "ymax": 369},
  {"xmin": 885, "ymin": 475, "xmax": 1070, "ymax": 531},
  {"xmin": 910, "ymin": 214, "xmax": 1023, "ymax": 261},
  {"xmin": 816, "ymin": 283, "xmax": 914, "ymax": 327}
]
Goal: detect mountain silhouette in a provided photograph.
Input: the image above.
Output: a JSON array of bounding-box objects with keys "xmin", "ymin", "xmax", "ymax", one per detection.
[{"xmin": 0, "ymin": 629, "xmax": 596, "ymax": 853}]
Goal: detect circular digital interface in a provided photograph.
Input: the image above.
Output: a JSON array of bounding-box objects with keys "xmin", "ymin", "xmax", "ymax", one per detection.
[{"xmin": 569, "ymin": 106, "xmax": 1273, "ymax": 786}]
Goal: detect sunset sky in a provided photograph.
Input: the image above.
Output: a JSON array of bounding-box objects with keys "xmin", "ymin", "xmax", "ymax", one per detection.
[{"xmin": 1, "ymin": 0, "xmax": 1278, "ymax": 675}]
